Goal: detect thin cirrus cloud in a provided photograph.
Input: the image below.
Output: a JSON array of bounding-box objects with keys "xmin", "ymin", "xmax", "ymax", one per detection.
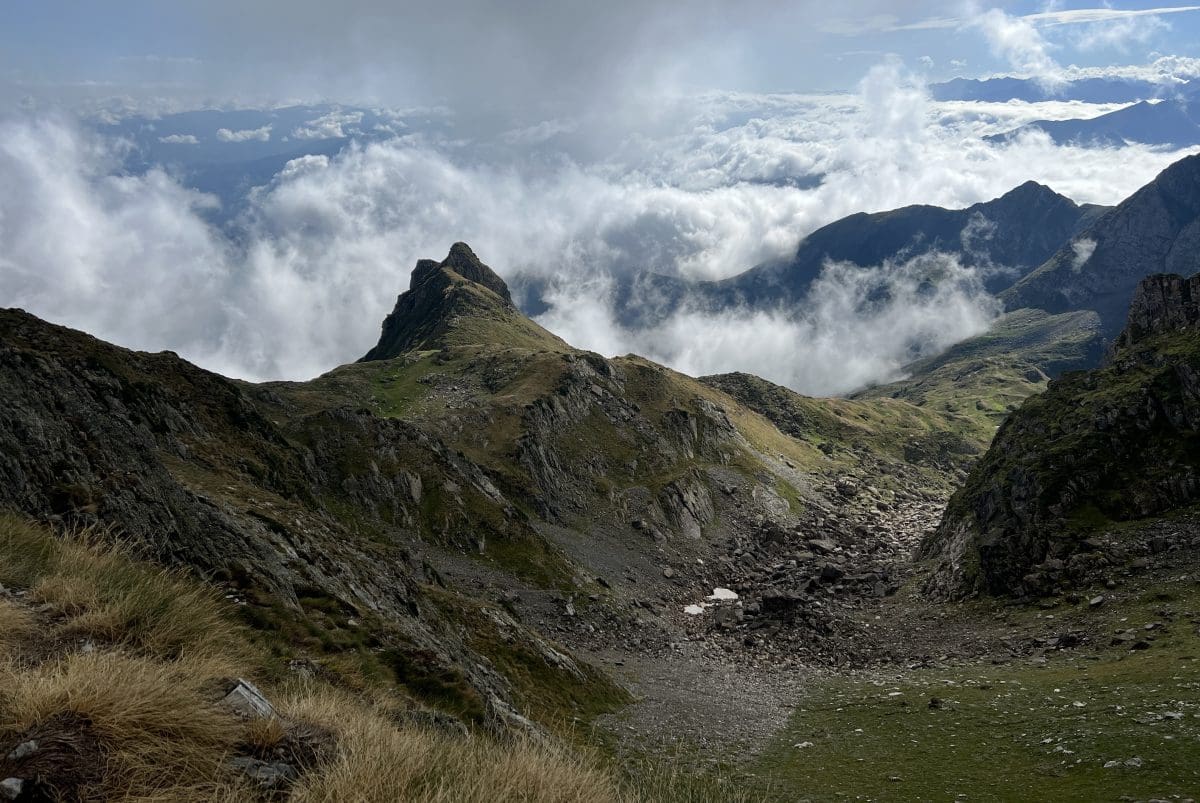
[{"xmin": 887, "ymin": 5, "xmax": 1200, "ymax": 32}]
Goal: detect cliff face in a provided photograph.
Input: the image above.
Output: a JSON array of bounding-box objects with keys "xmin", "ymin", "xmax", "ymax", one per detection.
[
  {"xmin": 1119, "ymin": 272, "xmax": 1200, "ymax": 348},
  {"xmin": 924, "ymin": 271, "xmax": 1200, "ymax": 597}
]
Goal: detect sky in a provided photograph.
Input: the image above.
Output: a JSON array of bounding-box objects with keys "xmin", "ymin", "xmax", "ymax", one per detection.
[
  {"xmin": 2, "ymin": 2, "xmax": 1200, "ymax": 394},
  {"xmin": 5, "ymin": 1, "xmax": 1200, "ymax": 111}
]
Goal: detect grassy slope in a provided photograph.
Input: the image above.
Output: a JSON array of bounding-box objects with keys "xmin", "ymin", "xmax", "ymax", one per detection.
[
  {"xmin": 854, "ymin": 308, "xmax": 1104, "ymax": 443},
  {"xmin": 756, "ymin": 577, "xmax": 1200, "ymax": 801},
  {"xmin": 0, "ymin": 515, "xmax": 751, "ymax": 803}
]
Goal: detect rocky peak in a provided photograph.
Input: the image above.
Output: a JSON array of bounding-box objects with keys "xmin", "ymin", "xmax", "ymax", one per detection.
[
  {"xmin": 410, "ymin": 242, "xmax": 514, "ymax": 306},
  {"xmin": 361, "ymin": 243, "xmax": 522, "ymax": 361},
  {"xmin": 1119, "ymin": 272, "xmax": 1200, "ymax": 348}
]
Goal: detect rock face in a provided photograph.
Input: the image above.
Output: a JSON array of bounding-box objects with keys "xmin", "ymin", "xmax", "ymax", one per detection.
[
  {"xmin": 1119, "ymin": 272, "xmax": 1200, "ymax": 347},
  {"xmin": 924, "ymin": 271, "xmax": 1200, "ymax": 597},
  {"xmin": 1003, "ymin": 154, "xmax": 1200, "ymax": 337}
]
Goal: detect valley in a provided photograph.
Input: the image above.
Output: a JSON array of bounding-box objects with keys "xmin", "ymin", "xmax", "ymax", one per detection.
[{"xmin": 2, "ymin": 153, "xmax": 1200, "ymax": 801}]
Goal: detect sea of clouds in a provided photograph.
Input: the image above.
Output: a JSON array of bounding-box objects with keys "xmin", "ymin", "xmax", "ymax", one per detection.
[{"xmin": 1, "ymin": 61, "xmax": 1197, "ymax": 394}]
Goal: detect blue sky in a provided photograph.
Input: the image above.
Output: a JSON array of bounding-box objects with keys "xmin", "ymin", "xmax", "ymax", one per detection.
[{"xmin": 3, "ymin": 1, "xmax": 1200, "ymax": 112}]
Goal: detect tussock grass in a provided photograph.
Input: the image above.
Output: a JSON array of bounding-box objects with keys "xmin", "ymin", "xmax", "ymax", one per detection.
[
  {"xmin": 0, "ymin": 650, "xmax": 243, "ymax": 801},
  {"xmin": 0, "ymin": 600, "xmax": 34, "ymax": 650},
  {"xmin": 0, "ymin": 515, "xmax": 752, "ymax": 802},
  {"xmin": 0, "ymin": 513, "xmax": 245, "ymax": 665},
  {"xmin": 284, "ymin": 685, "xmax": 621, "ymax": 803}
]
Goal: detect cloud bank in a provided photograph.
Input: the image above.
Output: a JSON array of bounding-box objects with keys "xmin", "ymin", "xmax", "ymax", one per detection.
[{"xmin": 1, "ymin": 67, "xmax": 1197, "ymax": 394}]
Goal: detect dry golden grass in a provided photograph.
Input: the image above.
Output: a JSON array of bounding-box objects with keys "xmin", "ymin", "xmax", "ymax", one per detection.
[
  {"xmin": 0, "ymin": 516, "xmax": 757, "ymax": 803},
  {"xmin": 242, "ymin": 712, "xmax": 288, "ymax": 752},
  {"xmin": 31, "ymin": 573, "xmax": 101, "ymax": 616},
  {"xmin": 0, "ymin": 600, "xmax": 34, "ymax": 651},
  {"xmin": 0, "ymin": 650, "xmax": 241, "ymax": 801},
  {"xmin": 0, "ymin": 514, "xmax": 247, "ymax": 667},
  {"xmin": 283, "ymin": 685, "xmax": 622, "ymax": 803}
]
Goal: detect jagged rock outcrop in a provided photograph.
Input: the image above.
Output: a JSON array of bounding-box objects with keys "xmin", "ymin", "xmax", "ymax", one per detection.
[
  {"xmin": 923, "ymin": 271, "xmax": 1200, "ymax": 597},
  {"xmin": 1119, "ymin": 272, "xmax": 1200, "ymax": 347},
  {"xmin": 361, "ymin": 242, "xmax": 563, "ymax": 360}
]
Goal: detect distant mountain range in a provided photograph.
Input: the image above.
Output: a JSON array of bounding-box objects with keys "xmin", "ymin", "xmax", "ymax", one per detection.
[
  {"xmin": 929, "ymin": 75, "xmax": 1175, "ymax": 104},
  {"xmin": 984, "ymin": 81, "xmax": 1200, "ymax": 148}
]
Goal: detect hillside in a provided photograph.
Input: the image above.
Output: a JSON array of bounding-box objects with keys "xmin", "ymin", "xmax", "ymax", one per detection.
[
  {"xmin": 4, "ymin": 245, "xmax": 1200, "ymax": 800},
  {"xmin": 924, "ymin": 271, "xmax": 1200, "ymax": 598},
  {"xmin": 0, "ymin": 243, "xmax": 986, "ymax": 739}
]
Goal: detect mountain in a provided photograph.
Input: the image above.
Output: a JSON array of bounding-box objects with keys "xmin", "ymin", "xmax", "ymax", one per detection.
[
  {"xmin": 923, "ymin": 271, "xmax": 1200, "ymax": 598},
  {"xmin": 988, "ymin": 85, "xmax": 1200, "ymax": 148},
  {"xmin": 930, "ymin": 76, "xmax": 1171, "ymax": 104},
  {"xmin": 361, "ymin": 242, "xmax": 563, "ymax": 359},
  {"xmin": 1003, "ymin": 153, "xmax": 1200, "ymax": 337},
  {"xmin": 0, "ymin": 243, "xmax": 987, "ymax": 729},
  {"xmin": 5, "ymin": 242, "xmax": 1200, "ymax": 799},
  {"xmin": 714, "ymin": 181, "xmax": 1106, "ymax": 309}
]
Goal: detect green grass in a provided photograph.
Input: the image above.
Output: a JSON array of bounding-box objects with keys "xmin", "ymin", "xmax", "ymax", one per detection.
[{"xmin": 756, "ymin": 585, "xmax": 1200, "ymax": 802}]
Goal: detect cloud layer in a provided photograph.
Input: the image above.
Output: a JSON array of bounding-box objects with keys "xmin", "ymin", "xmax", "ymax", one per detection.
[{"xmin": 2, "ymin": 67, "xmax": 1198, "ymax": 394}]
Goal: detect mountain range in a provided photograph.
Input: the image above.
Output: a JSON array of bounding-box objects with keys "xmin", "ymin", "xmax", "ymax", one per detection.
[
  {"xmin": 3, "ymin": 151, "xmax": 1200, "ymax": 799},
  {"xmin": 988, "ymin": 81, "xmax": 1200, "ymax": 148}
]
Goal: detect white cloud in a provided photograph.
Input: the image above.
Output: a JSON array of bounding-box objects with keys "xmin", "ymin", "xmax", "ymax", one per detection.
[
  {"xmin": 217, "ymin": 124, "xmax": 272, "ymax": 142},
  {"xmin": 1070, "ymin": 14, "xmax": 1170, "ymax": 53},
  {"xmin": 291, "ymin": 110, "xmax": 363, "ymax": 139},
  {"xmin": 158, "ymin": 133, "xmax": 199, "ymax": 144},
  {"xmin": 969, "ymin": 9, "xmax": 1064, "ymax": 87},
  {"xmin": 1071, "ymin": 237, "xmax": 1097, "ymax": 273},
  {"xmin": 894, "ymin": 5, "xmax": 1200, "ymax": 31},
  {"xmin": 536, "ymin": 252, "xmax": 1002, "ymax": 396},
  {"xmin": 2, "ymin": 70, "xmax": 1198, "ymax": 388}
]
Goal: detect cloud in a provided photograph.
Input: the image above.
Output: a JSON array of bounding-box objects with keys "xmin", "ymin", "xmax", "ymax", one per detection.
[
  {"xmin": 894, "ymin": 5, "xmax": 1200, "ymax": 32},
  {"xmin": 1070, "ymin": 237, "xmax": 1097, "ymax": 273},
  {"xmin": 291, "ymin": 110, "xmax": 363, "ymax": 140},
  {"xmin": 216, "ymin": 125, "xmax": 272, "ymax": 142},
  {"xmin": 158, "ymin": 133, "xmax": 199, "ymax": 144},
  {"xmin": 536, "ymin": 252, "xmax": 1002, "ymax": 396},
  {"xmin": 1070, "ymin": 14, "xmax": 1170, "ymax": 53},
  {"xmin": 2, "ymin": 71, "xmax": 1198, "ymax": 388},
  {"xmin": 968, "ymin": 9, "xmax": 1064, "ymax": 87}
]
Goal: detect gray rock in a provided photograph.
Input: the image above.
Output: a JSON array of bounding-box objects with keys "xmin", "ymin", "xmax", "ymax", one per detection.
[
  {"xmin": 221, "ymin": 679, "xmax": 275, "ymax": 719},
  {"xmin": 227, "ymin": 756, "xmax": 298, "ymax": 788},
  {"xmin": 0, "ymin": 779, "xmax": 21, "ymax": 801},
  {"xmin": 6, "ymin": 740, "xmax": 36, "ymax": 762}
]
